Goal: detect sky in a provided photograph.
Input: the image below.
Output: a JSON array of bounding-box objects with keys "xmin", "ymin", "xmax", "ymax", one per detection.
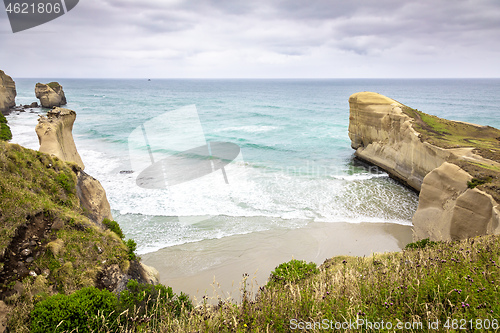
[{"xmin": 1, "ymin": 0, "xmax": 500, "ymax": 78}]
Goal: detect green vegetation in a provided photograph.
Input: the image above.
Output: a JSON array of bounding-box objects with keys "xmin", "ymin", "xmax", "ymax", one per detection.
[
  {"xmin": 30, "ymin": 286, "xmax": 117, "ymax": 333},
  {"xmin": 23, "ymin": 234, "xmax": 500, "ymax": 332},
  {"xmin": 402, "ymin": 106, "xmax": 500, "ymax": 153},
  {"xmin": 46, "ymin": 81, "xmax": 61, "ymax": 90},
  {"xmin": 102, "ymin": 218, "xmax": 124, "ymax": 239},
  {"xmin": 268, "ymin": 259, "xmax": 319, "ymax": 286},
  {"xmin": 0, "ymin": 113, "xmax": 12, "ymax": 141},
  {"xmin": 29, "ymin": 281, "xmax": 193, "ymax": 332},
  {"xmin": 0, "ymin": 141, "xmax": 131, "ymax": 331},
  {"xmin": 405, "ymin": 238, "xmax": 438, "ymax": 249},
  {"xmin": 468, "ymin": 177, "xmax": 491, "ymax": 189},
  {"xmin": 118, "ymin": 279, "xmax": 192, "ymax": 320},
  {"xmin": 161, "ymin": 235, "xmax": 498, "ymax": 332},
  {"xmin": 125, "ymin": 238, "xmax": 138, "ymax": 261}
]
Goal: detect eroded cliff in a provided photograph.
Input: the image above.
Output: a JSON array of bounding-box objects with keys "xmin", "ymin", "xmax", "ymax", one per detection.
[
  {"xmin": 36, "ymin": 107, "xmax": 85, "ymax": 169},
  {"xmin": 0, "ymin": 70, "xmax": 16, "ymax": 114},
  {"xmin": 348, "ymin": 91, "xmax": 500, "ymax": 241}
]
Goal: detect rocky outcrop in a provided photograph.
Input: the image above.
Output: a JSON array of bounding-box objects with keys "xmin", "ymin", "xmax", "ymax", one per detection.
[
  {"xmin": 35, "ymin": 82, "xmax": 67, "ymax": 108},
  {"xmin": 348, "ymin": 92, "xmax": 472, "ymax": 191},
  {"xmin": 76, "ymin": 170, "xmax": 113, "ymax": 224},
  {"xmin": 97, "ymin": 261, "xmax": 159, "ymax": 294},
  {"xmin": 349, "ymin": 92, "xmax": 500, "ymax": 241},
  {"xmin": 413, "ymin": 163, "xmax": 500, "ymax": 240},
  {"xmin": 0, "ymin": 70, "xmax": 16, "ymax": 114},
  {"xmin": 36, "ymin": 107, "xmax": 84, "ymax": 169}
]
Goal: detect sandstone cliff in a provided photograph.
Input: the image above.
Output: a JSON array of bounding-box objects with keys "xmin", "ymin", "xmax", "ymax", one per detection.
[
  {"xmin": 0, "ymin": 70, "xmax": 16, "ymax": 114},
  {"xmin": 35, "ymin": 82, "xmax": 67, "ymax": 108},
  {"xmin": 36, "ymin": 107, "xmax": 85, "ymax": 169},
  {"xmin": 348, "ymin": 91, "xmax": 500, "ymax": 241}
]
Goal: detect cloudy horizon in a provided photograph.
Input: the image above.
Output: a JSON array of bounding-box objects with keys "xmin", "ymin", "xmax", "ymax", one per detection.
[{"xmin": 1, "ymin": 0, "xmax": 499, "ymax": 78}]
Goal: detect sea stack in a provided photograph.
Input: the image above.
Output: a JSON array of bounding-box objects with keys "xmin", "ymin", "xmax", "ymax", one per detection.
[
  {"xmin": 0, "ymin": 70, "xmax": 16, "ymax": 114},
  {"xmin": 35, "ymin": 82, "xmax": 67, "ymax": 108},
  {"xmin": 348, "ymin": 91, "xmax": 500, "ymax": 241},
  {"xmin": 36, "ymin": 107, "xmax": 84, "ymax": 169}
]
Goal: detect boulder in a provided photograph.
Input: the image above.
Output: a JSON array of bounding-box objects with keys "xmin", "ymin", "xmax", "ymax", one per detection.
[
  {"xmin": 35, "ymin": 82, "xmax": 67, "ymax": 108},
  {"xmin": 76, "ymin": 170, "xmax": 113, "ymax": 224},
  {"xmin": 36, "ymin": 107, "xmax": 84, "ymax": 169},
  {"xmin": 0, "ymin": 70, "xmax": 16, "ymax": 114}
]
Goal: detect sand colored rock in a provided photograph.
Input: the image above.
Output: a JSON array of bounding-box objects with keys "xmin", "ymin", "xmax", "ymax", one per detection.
[
  {"xmin": 76, "ymin": 170, "xmax": 113, "ymax": 224},
  {"xmin": 413, "ymin": 163, "xmax": 500, "ymax": 241},
  {"xmin": 35, "ymin": 82, "xmax": 67, "ymax": 108},
  {"xmin": 36, "ymin": 107, "xmax": 84, "ymax": 169},
  {"xmin": 348, "ymin": 92, "xmax": 466, "ymax": 191},
  {"xmin": 0, "ymin": 70, "xmax": 16, "ymax": 114},
  {"xmin": 450, "ymin": 188, "xmax": 500, "ymax": 240},
  {"xmin": 349, "ymin": 92, "xmax": 500, "ymax": 241}
]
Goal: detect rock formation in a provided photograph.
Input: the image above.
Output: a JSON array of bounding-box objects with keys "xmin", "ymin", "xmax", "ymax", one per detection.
[
  {"xmin": 0, "ymin": 70, "xmax": 16, "ymax": 114},
  {"xmin": 349, "ymin": 91, "xmax": 500, "ymax": 241},
  {"xmin": 36, "ymin": 107, "xmax": 85, "ymax": 169},
  {"xmin": 35, "ymin": 82, "xmax": 67, "ymax": 108},
  {"xmin": 76, "ymin": 170, "xmax": 113, "ymax": 224}
]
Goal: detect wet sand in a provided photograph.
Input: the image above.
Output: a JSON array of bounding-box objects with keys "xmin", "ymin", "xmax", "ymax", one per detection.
[{"xmin": 141, "ymin": 222, "xmax": 413, "ymax": 304}]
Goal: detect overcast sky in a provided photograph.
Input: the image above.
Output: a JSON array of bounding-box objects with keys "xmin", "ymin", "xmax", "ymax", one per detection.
[{"xmin": 1, "ymin": 0, "xmax": 499, "ymax": 78}]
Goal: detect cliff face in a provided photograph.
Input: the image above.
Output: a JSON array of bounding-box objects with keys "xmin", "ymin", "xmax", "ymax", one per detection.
[
  {"xmin": 0, "ymin": 70, "xmax": 16, "ymax": 114},
  {"xmin": 348, "ymin": 92, "xmax": 471, "ymax": 191},
  {"xmin": 36, "ymin": 107, "xmax": 85, "ymax": 169},
  {"xmin": 348, "ymin": 92, "xmax": 500, "ymax": 241},
  {"xmin": 35, "ymin": 82, "xmax": 67, "ymax": 108},
  {"xmin": 76, "ymin": 170, "xmax": 113, "ymax": 224}
]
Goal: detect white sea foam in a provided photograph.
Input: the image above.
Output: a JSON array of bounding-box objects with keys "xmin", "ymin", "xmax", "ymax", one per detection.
[
  {"xmin": 215, "ymin": 125, "xmax": 279, "ymax": 133},
  {"xmin": 332, "ymin": 173, "xmax": 389, "ymax": 181}
]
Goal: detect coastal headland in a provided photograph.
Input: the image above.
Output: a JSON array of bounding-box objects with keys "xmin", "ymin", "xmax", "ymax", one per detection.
[{"xmin": 349, "ymin": 92, "xmax": 500, "ymax": 241}]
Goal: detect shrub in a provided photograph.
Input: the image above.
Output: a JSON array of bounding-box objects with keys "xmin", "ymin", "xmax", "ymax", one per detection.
[
  {"xmin": 103, "ymin": 218, "xmax": 124, "ymax": 239},
  {"xmin": 0, "ymin": 113, "xmax": 12, "ymax": 141},
  {"xmin": 30, "ymin": 287, "xmax": 117, "ymax": 333},
  {"xmin": 467, "ymin": 177, "xmax": 490, "ymax": 189},
  {"xmin": 126, "ymin": 239, "xmax": 137, "ymax": 261},
  {"xmin": 268, "ymin": 259, "xmax": 319, "ymax": 286},
  {"xmin": 118, "ymin": 279, "xmax": 193, "ymax": 320},
  {"xmin": 55, "ymin": 172, "xmax": 74, "ymax": 193},
  {"xmin": 405, "ymin": 238, "xmax": 438, "ymax": 249}
]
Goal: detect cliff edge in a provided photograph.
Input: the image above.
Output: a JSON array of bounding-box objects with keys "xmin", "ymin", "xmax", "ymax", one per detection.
[
  {"xmin": 0, "ymin": 70, "xmax": 16, "ymax": 114},
  {"xmin": 36, "ymin": 107, "xmax": 85, "ymax": 169},
  {"xmin": 348, "ymin": 91, "xmax": 500, "ymax": 241}
]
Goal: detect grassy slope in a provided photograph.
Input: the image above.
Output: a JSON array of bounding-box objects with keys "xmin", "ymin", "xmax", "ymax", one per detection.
[
  {"xmin": 0, "ymin": 113, "xmax": 12, "ymax": 141},
  {"xmin": 157, "ymin": 236, "xmax": 499, "ymax": 332},
  {"xmin": 0, "ymin": 141, "xmax": 129, "ymax": 331},
  {"xmin": 402, "ymin": 106, "xmax": 500, "ymax": 202}
]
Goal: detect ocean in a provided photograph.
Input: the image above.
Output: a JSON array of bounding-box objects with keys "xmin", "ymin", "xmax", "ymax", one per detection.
[{"xmin": 7, "ymin": 79, "xmax": 500, "ymax": 254}]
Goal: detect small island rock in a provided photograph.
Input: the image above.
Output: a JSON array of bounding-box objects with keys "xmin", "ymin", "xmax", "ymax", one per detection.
[{"xmin": 35, "ymin": 82, "xmax": 67, "ymax": 108}]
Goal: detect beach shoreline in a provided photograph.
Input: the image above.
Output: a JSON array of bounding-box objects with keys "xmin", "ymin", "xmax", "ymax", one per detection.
[{"xmin": 141, "ymin": 221, "xmax": 413, "ymax": 304}]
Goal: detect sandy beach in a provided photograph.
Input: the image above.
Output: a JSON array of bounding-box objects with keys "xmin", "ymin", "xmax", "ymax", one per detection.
[{"xmin": 141, "ymin": 221, "xmax": 413, "ymax": 304}]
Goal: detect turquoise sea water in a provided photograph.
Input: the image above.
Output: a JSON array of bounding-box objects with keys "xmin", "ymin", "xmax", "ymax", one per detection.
[{"xmin": 7, "ymin": 79, "xmax": 500, "ymax": 253}]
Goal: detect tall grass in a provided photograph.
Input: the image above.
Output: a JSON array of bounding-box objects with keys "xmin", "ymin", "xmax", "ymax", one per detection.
[{"xmin": 15, "ymin": 234, "xmax": 499, "ymax": 332}]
